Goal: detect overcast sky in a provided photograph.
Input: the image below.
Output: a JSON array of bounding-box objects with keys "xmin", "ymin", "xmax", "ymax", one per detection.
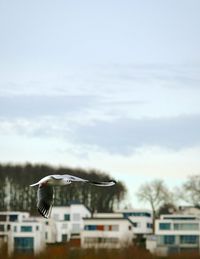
[{"xmin": 0, "ymin": 0, "xmax": 200, "ymax": 208}]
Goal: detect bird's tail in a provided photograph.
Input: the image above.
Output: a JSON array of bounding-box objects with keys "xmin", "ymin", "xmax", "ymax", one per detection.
[
  {"xmin": 88, "ymin": 180, "xmax": 116, "ymax": 187},
  {"xmin": 30, "ymin": 182, "xmax": 39, "ymax": 187}
]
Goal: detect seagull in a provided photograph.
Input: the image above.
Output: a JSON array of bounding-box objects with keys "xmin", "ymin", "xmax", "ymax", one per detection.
[{"xmin": 30, "ymin": 174, "xmax": 116, "ymax": 218}]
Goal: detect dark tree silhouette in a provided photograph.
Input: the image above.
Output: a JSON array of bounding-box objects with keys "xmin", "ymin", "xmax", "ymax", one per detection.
[{"xmin": 0, "ymin": 163, "xmax": 126, "ymax": 215}]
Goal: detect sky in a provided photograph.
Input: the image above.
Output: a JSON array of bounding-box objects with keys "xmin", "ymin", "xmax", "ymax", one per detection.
[{"xmin": 0, "ymin": 0, "xmax": 200, "ymax": 208}]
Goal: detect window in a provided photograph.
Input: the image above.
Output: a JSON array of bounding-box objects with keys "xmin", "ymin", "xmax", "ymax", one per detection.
[
  {"xmin": 0, "ymin": 225, "xmax": 4, "ymax": 231},
  {"xmin": 163, "ymin": 235, "xmax": 175, "ymax": 245},
  {"xmin": 174, "ymin": 223, "xmax": 199, "ymax": 231},
  {"xmin": 97, "ymin": 225, "xmax": 104, "ymax": 231},
  {"xmin": 0, "ymin": 215, "xmax": 7, "ymax": 221},
  {"xmin": 9, "ymin": 215, "xmax": 18, "ymax": 222},
  {"xmin": 123, "ymin": 212, "xmax": 151, "ymax": 218},
  {"xmin": 64, "ymin": 214, "xmax": 70, "ymax": 221},
  {"xmin": 72, "ymin": 213, "xmax": 80, "ymax": 221},
  {"xmin": 180, "ymin": 235, "xmax": 198, "ymax": 244},
  {"xmin": 72, "ymin": 224, "xmax": 80, "ymax": 233},
  {"xmin": 36, "ymin": 226, "xmax": 39, "ymax": 231},
  {"xmin": 14, "ymin": 226, "xmax": 17, "ymax": 232},
  {"xmin": 62, "ymin": 223, "xmax": 68, "ymax": 229},
  {"xmin": 45, "ymin": 232, "xmax": 48, "ymax": 240},
  {"xmin": 104, "ymin": 225, "xmax": 109, "ymax": 231},
  {"xmin": 147, "ymin": 223, "xmax": 153, "ymax": 229},
  {"xmin": 111, "ymin": 225, "xmax": 119, "ymax": 231},
  {"xmin": 7, "ymin": 224, "xmax": 10, "ymax": 231},
  {"xmin": 159, "ymin": 223, "xmax": 171, "ymax": 230},
  {"xmin": 84, "ymin": 225, "xmax": 97, "ymax": 230},
  {"xmin": 128, "ymin": 225, "xmax": 132, "ymax": 230},
  {"xmin": 21, "ymin": 226, "xmax": 32, "ymax": 232},
  {"xmin": 14, "ymin": 237, "xmax": 34, "ymax": 253},
  {"xmin": 62, "ymin": 234, "xmax": 68, "ymax": 242}
]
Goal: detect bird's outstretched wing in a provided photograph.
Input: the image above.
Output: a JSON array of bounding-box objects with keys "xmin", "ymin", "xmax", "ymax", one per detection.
[
  {"xmin": 37, "ymin": 185, "xmax": 54, "ymax": 218},
  {"xmin": 54, "ymin": 174, "xmax": 116, "ymax": 187}
]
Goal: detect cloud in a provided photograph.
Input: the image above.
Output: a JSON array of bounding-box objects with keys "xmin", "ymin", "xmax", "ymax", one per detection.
[
  {"xmin": 0, "ymin": 95, "xmax": 97, "ymax": 118},
  {"xmin": 74, "ymin": 114, "xmax": 200, "ymax": 153}
]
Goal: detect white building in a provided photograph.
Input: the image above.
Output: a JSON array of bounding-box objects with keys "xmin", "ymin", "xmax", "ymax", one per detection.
[
  {"xmin": 50, "ymin": 204, "xmax": 91, "ymax": 243},
  {"xmin": 0, "ymin": 212, "xmax": 30, "ymax": 248},
  {"xmin": 81, "ymin": 209, "xmax": 153, "ymax": 249},
  {"xmin": 120, "ymin": 209, "xmax": 153, "ymax": 236},
  {"xmin": 8, "ymin": 218, "xmax": 46, "ymax": 256},
  {"xmin": 0, "ymin": 204, "xmax": 91, "ymax": 255},
  {"xmin": 146, "ymin": 214, "xmax": 200, "ymax": 256},
  {"xmin": 0, "ymin": 212, "xmax": 45, "ymax": 255},
  {"xmin": 81, "ymin": 217, "xmax": 133, "ymax": 248}
]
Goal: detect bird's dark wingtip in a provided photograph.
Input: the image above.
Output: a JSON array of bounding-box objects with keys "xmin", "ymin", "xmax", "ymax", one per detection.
[{"xmin": 38, "ymin": 208, "xmax": 49, "ymax": 219}]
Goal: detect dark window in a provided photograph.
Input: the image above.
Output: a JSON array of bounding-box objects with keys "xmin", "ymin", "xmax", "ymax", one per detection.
[
  {"xmin": 159, "ymin": 223, "xmax": 171, "ymax": 230},
  {"xmin": 14, "ymin": 237, "xmax": 34, "ymax": 253},
  {"xmin": 147, "ymin": 223, "xmax": 152, "ymax": 228},
  {"xmin": 84, "ymin": 225, "xmax": 97, "ymax": 231},
  {"xmin": 62, "ymin": 234, "xmax": 68, "ymax": 242},
  {"xmin": 0, "ymin": 225, "xmax": 4, "ymax": 231},
  {"xmin": 123, "ymin": 212, "xmax": 151, "ymax": 218},
  {"xmin": 0, "ymin": 215, "xmax": 7, "ymax": 221},
  {"xmin": 9, "ymin": 215, "xmax": 18, "ymax": 222},
  {"xmin": 21, "ymin": 226, "xmax": 32, "ymax": 232},
  {"xmin": 164, "ymin": 236, "xmax": 175, "ymax": 245},
  {"xmin": 64, "ymin": 214, "xmax": 70, "ymax": 221},
  {"xmin": 180, "ymin": 235, "xmax": 198, "ymax": 244}
]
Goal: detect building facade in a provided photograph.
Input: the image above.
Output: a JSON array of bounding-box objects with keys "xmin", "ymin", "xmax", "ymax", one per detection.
[
  {"xmin": 146, "ymin": 214, "xmax": 200, "ymax": 256},
  {"xmin": 0, "ymin": 212, "xmax": 45, "ymax": 255},
  {"xmin": 0, "ymin": 204, "xmax": 91, "ymax": 255},
  {"xmin": 81, "ymin": 209, "xmax": 153, "ymax": 249}
]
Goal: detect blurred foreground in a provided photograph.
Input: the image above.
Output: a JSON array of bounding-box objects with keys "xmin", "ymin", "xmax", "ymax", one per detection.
[{"xmin": 1, "ymin": 245, "xmax": 200, "ymax": 259}]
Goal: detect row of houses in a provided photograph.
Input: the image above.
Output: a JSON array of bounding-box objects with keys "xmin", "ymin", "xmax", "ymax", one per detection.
[
  {"xmin": 0, "ymin": 204, "xmax": 153, "ymax": 255},
  {"xmin": 1, "ymin": 204, "xmax": 200, "ymax": 256}
]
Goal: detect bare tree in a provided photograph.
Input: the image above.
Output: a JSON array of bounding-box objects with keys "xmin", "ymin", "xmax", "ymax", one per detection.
[
  {"xmin": 179, "ymin": 175, "xmax": 200, "ymax": 207},
  {"xmin": 136, "ymin": 179, "xmax": 173, "ymax": 230}
]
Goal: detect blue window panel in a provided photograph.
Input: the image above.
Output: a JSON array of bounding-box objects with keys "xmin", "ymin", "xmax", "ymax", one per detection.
[
  {"xmin": 159, "ymin": 223, "xmax": 171, "ymax": 230},
  {"xmin": 14, "ymin": 237, "xmax": 34, "ymax": 253},
  {"xmin": 164, "ymin": 236, "xmax": 175, "ymax": 245},
  {"xmin": 147, "ymin": 223, "xmax": 153, "ymax": 228},
  {"xmin": 84, "ymin": 225, "xmax": 97, "ymax": 231},
  {"xmin": 21, "ymin": 226, "xmax": 32, "ymax": 232},
  {"xmin": 9, "ymin": 215, "xmax": 18, "ymax": 222},
  {"xmin": 64, "ymin": 214, "xmax": 70, "ymax": 221},
  {"xmin": 180, "ymin": 235, "xmax": 198, "ymax": 244}
]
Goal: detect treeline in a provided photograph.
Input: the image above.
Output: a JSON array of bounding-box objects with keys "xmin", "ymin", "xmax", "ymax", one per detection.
[{"xmin": 0, "ymin": 163, "xmax": 126, "ymax": 214}]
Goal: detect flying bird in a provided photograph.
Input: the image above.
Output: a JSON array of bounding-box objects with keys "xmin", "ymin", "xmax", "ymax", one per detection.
[{"xmin": 30, "ymin": 174, "xmax": 116, "ymax": 218}]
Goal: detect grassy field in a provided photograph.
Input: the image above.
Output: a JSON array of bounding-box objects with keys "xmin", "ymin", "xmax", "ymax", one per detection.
[{"xmin": 1, "ymin": 245, "xmax": 200, "ymax": 259}]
